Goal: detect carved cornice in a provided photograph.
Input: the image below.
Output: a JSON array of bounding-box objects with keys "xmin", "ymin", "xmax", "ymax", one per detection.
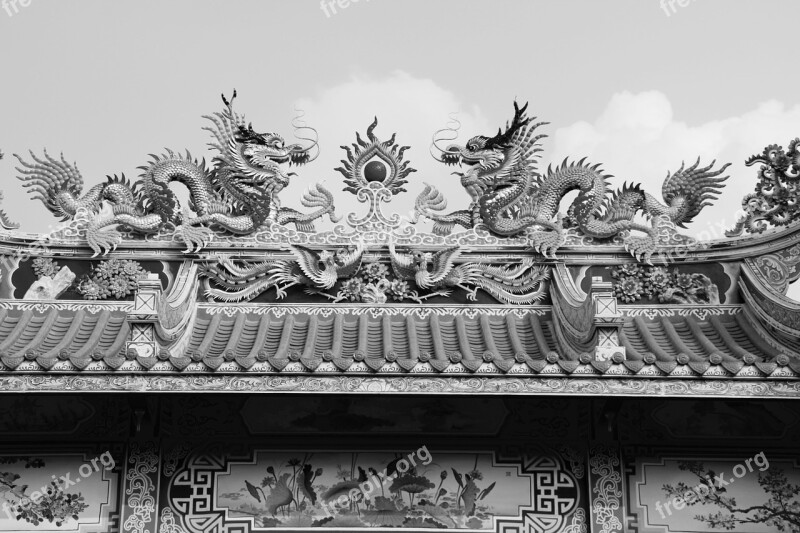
[
  {"xmin": 0, "ymin": 300, "xmax": 134, "ymax": 313},
  {"xmin": 198, "ymin": 303, "xmax": 550, "ymax": 318},
  {"xmin": 4, "ymin": 220, "xmax": 800, "ymax": 265},
  {"xmin": 0, "ymin": 374, "xmax": 797, "ymax": 398},
  {"xmin": 620, "ymin": 305, "xmax": 742, "ymax": 320},
  {"xmin": 1, "ymin": 356, "xmax": 797, "ymax": 379}
]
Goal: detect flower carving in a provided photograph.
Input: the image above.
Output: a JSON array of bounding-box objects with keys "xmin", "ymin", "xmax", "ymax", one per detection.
[{"xmin": 610, "ymin": 265, "xmax": 719, "ymax": 305}]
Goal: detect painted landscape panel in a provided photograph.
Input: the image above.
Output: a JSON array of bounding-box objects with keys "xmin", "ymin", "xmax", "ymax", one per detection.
[{"xmin": 214, "ymin": 449, "xmax": 578, "ymax": 531}]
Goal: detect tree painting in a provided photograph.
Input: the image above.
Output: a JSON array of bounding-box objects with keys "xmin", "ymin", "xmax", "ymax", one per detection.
[
  {"xmin": 0, "ymin": 456, "xmax": 89, "ymax": 527},
  {"xmin": 662, "ymin": 461, "xmax": 800, "ymax": 532}
]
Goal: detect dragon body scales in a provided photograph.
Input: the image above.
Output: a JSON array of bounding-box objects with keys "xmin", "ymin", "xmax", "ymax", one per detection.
[
  {"xmin": 15, "ymin": 92, "xmax": 339, "ymax": 255},
  {"xmin": 416, "ymin": 102, "xmax": 730, "ymax": 261}
]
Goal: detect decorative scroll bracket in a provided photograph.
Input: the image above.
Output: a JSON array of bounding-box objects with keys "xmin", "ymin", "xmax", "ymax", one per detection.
[
  {"xmin": 120, "ymin": 441, "xmax": 160, "ymax": 533},
  {"xmin": 588, "ymin": 443, "xmax": 625, "ymax": 532}
]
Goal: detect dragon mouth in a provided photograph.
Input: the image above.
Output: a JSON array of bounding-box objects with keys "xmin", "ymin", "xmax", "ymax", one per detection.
[
  {"xmin": 445, "ymin": 154, "xmax": 484, "ymax": 174},
  {"xmin": 288, "ymin": 152, "xmax": 310, "ymax": 166},
  {"xmin": 441, "ymin": 152, "xmax": 461, "ymax": 166},
  {"xmin": 247, "ymin": 145, "xmax": 310, "ymax": 167},
  {"xmin": 250, "ymin": 152, "xmax": 309, "ymax": 168}
]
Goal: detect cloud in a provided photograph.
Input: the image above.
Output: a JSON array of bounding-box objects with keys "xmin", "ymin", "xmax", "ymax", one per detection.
[
  {"xmin": 549, "ymin": 90, "xmax": 800, "ymax": 239},
  {"xmin": 284, "ymin": 71, "xmax": 491, "ymax": 228}
]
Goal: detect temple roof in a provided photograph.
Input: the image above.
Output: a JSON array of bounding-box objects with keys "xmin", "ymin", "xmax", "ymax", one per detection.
[
  {"xmin": 0, "ymin": 98, "xmax": 798, "ymax": 397},
  {"xmin": 0, "ymin": 300, "xmax": 797, "ymax": 384}
]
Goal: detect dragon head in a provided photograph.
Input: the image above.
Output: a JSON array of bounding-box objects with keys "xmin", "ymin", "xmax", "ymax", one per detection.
[
  {"xmin": 235, "ymin": 124, "xmax": 316, "ymax": 168},
  {"xmin": 205, "ymin": 91, "xmax": 319, "ymax": 212},
  {"xmin": 431, "ymin": 102, "xmax": 546, "ymax": 202}
]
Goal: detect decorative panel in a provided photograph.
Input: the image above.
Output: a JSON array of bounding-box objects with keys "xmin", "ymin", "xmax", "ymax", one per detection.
[
  {"xmin": 0, "ymin": 446, "xmax": 122, "ymax": 532},
  {"xmin": 625, "ymin": 450, "xmax": 800, "ymax": 533},
  {"xmin": 164, "ymin": 445, "xmax": 588, "ymax": 533}
]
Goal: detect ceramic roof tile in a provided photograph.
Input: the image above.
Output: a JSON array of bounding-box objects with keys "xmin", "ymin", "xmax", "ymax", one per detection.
[
  {"xmin": 0, "ymin": 308, "xmax": 129, "ymax": 362},
  {"xmin": 0, "ymin": 305, "xmax": 794, "ymax": 375}
]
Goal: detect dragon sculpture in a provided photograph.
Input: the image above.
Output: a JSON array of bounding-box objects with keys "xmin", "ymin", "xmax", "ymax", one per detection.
[
  {"xmin": 388, "ymin": 243, "xmax": 549, "ymax": 304},
  {"xmin": 415, "ymin": 102, "xmax": 731, "ymax": 261},
  {"xmin": 726, "ymin": 138, "xmax": 800, "ymax": 236},
  {"xmin": 200, "ymin": 243, "xmax": 365, "ymax": 302},
  {"xmin": 15, "ymin": 91, "xmax": 339, "ymax": 255}
]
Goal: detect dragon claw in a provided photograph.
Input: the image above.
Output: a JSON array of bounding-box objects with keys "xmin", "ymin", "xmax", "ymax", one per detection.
[
  {"xmin": 177, "ymin": 224, "xmax": 213, "ymax": 253},
  {"xmin": 527, "ymin": 229, "xmax": 565, "ymax": 259},
  {"xmin": 87, "ymin": 228, "xmax": 123, "ymax": 257},
  {"xmin": 623, "ymin": 235, "xmax": 656, "ymax": 263}
]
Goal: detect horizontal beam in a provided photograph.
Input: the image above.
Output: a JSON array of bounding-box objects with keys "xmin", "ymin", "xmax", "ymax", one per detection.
[{"xmin": 0, "ymin": 374, "xmax": 798, "ymax": 398}]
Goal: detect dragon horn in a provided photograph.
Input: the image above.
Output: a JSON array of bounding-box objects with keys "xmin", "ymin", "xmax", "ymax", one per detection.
[
  {"xmin": 485, "ymin": 101, "xmax": 532, "ymax": 149},
  {"xmin": 221, "ymin": 89, "xmax": 237, "ymax": 109}
]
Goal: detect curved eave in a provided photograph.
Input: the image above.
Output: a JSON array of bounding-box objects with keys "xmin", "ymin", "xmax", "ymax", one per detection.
[{"xmin": 0, "ymin": 302, "xmax": 796, "ymax": 399}]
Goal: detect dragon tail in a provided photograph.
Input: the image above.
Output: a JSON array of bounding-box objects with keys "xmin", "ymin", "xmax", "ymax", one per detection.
[
  {"xmin": 276, "ymin": 209, "xmax": 314, "ymax": 233},
  {"xmin": 14, "ymin": 149, "xmax": 99, "ymax": 220},
  {"xmin": 413, "ymin": 183, "xmax": 473, "ymax": 235},
  {"xmin": 432, "ymin": 216, "xmax": 471, "ymax": 236},
  {"xmin": 601, "ymin": 182, "xmax": 646, "ymax": 223},
  {"xmin": 276, "ymin": 183, "xmax": 340, "ymax": 232},
  {"xmin": 659, "ymin": 158, "xmax": 730, "ymax": 228}
]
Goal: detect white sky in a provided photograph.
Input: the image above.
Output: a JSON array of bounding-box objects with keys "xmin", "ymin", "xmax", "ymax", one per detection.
[{"xmin": 0, "ymin": 0, "xmax": 798, "ymax": 241}]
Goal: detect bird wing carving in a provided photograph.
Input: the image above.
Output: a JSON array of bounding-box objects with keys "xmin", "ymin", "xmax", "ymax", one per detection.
[
  {"xmin": 334, "ymin": 241, "xmax": 365, "ymax": 279},
  {"xmin": 388, "ymin": 242, "xmax": 418, "ymax": 280},
  {"xmin": 290, "ymin": 245, "xmax": 330, "ymax": 288},
  {"xmin": 418, "ymin": 247, "xmax": 461, "ymax": 288}
]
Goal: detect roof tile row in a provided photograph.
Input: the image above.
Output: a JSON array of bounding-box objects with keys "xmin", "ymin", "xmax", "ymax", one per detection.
[{"xmin": 0, "ymin": 306, "xmax": 796, "ymax": 377}]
